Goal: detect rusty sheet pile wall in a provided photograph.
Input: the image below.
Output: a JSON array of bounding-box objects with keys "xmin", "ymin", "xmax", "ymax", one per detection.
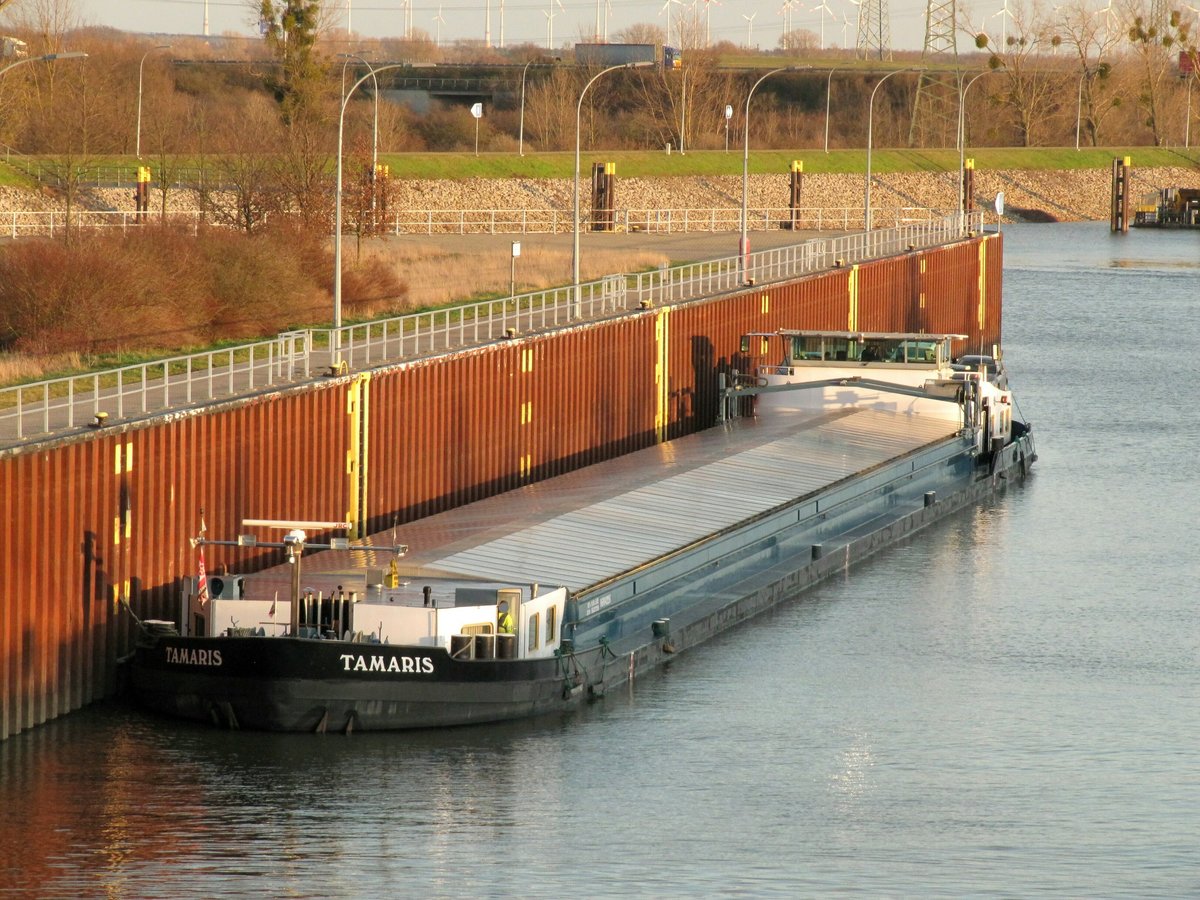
[{"xmin": 0, "ymin": 235, "xmax": 1003, "ymax": 739}]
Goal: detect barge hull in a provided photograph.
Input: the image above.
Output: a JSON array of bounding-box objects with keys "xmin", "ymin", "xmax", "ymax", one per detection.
[{"xmin": 131, "ymin": 431, "xmax": 1033, "ymax": 732}]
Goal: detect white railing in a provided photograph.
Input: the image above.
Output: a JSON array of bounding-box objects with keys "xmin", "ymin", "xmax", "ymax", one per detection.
[
  {"xmin": 0, "ymin": 206, "xmax": 952, "ymax": 239},
  {"xmin": 383, "ymin": 206, "xmax": 950, "ymax": 235},
  {"xmin": 1, "ymin": 209, "xmax": 209, "ymax": 237},
  {"xmin": 0, "ymin": 213, "xmax": 982, "ymax": 444}
]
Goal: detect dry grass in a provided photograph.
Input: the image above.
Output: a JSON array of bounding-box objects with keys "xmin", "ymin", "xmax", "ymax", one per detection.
[
  {"xmin": 0, "ymin": 351, "xmax": 86, "ymax": 385},
  {"xmin": 0, "ymin": 226, "xmax": 406, "ymax": 363},
  {"xmin": 358, "ymin": 241, "xmax": 670, "ymax": 309}
]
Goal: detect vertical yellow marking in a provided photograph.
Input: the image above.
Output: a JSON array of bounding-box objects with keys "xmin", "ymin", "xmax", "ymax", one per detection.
[
  {"xmin": 521, "ymin": 401, "xmax": 532, "ymax": 425},
  {"xmin": 655, "ymin": 308, "xmax": 670, "ymax": 443},
  {"xmin": 847, "ymin": 266, "xmax": 859, "ymax": 331},
  {"xmin": 919, "ymin": 291, "xmax": 926, "ymax": 309},
  {"xmin": 521, "ymin": 348, "xmax": 534, "ymax": 373},
  {"xmin": 113, "ymin": 446, "xmax": 121, "ymax": 475},
  {"xmin": 519, "ymin": 454, "xmax": 532, "ymax": 479},
  {"xmin": 125, "ymin": 507, "xmax": 131, "ymax": 540},
  {"xmin": 360, "ymin": 374, "xmax": 370, "ymax": 540},
  {"xmin": 761, "ymin": 293, "xmax": 769, "ymax": 315},
  {"xmin": 977, "ymin": 238, "xmax": 988, "ymax": 330},
  {"xmin": 920, "ymin": 258, "xmax": 927, "ymax": 274},
  {"xmin": 113, "ymin": 516, "xmax": 121, "ymax": 546},
  {"xmin": 346, "ymin": 373, "xmax": 370, "ymax": 539},
  {"xmin": 125, "ymin": 443, "xmax": 133, "ymax": 472}
]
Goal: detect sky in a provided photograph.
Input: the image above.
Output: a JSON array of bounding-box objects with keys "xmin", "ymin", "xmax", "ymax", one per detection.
[{"xmin": 65, "ymin": 0, "xmax": 958, "ymax": 55}]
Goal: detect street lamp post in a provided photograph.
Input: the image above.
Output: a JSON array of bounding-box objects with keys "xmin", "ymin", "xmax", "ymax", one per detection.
[
  {"xmin": 336, "ymin": 63, "xmax": 424, "ymax": 333},
  {"xmin": 958, "ymin": 70, "xmax": 993, "ymax": 219},
  {"xmin": 823, "ymin": 66, "xmax": 839, "ymax": 153},
  {"xmin": 864, "ymin": 68, "xmax": 912, "ymax": 231},
  {"xmin": 741, "ymin": 66, "xmax": 793, "ymax": 279},
  {"xmin": 338, "ymin": 52, "xmax": 379, "ymax": 175},
  {"xmin": 573, "ymin": 62, "xmax": 651, "ymax": 309},
  {"xmin": 1187, "ymin": 76, "xmax": 1195, "ymax": 149},
  {"xmin": 136, "ymin": 45, "xmax": 172, "ymax": 159},
  {"xmin": 1075, "ymin": 68, "xmax": 1092, "ymax": 151}
]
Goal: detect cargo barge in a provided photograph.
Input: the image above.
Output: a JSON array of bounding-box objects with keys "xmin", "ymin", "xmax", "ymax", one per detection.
[
  {"xmin": 1132, "ymin": 187, "xmax": 1200, "ymax": 227},
  {"xmin": 129, "ymin": 331, "xmax": 1035, "ymax": 733}
]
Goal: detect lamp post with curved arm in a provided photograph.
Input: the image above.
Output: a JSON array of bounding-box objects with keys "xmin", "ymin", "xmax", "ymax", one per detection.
[
  {"xmin": 823, "ymin": 66, "xmax": 839, "ymax": 153},
  {"xmin": 864, "ymin": 67, "xmax": 914, "ymax": 231},
  {"xmin": 958, "ymin": 70, "xmax": 994, "ymax": 219},
  {"xmin": 519, "ymin": 58, "xmax": 536, "ymax": 156},
  {"xmin": 336, "ymin": 63, "xmax": 430, "ymax": 331},
  {"xmin": 573, "ymin": 61, "xmax": 651, "ymax": 307},
  {"xmin": 136, "ymin": 45, "xmax": 171, "ymax": 159},
  {"xmin": 338, "ymin": 52, "xmax": 379, "ymax": 175},
  {"xmin": 741, "ymin": 66, "xmax": 794, "ymax": 279},
  {"xmin": 0, "ymin": 50, "xmax": 87, "ymax": 85}
]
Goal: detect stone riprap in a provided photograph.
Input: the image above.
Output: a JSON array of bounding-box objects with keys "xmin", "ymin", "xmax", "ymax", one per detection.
[{"xmin": 0, "ymin": 165, "xmax": 1194, "ymax": 226}]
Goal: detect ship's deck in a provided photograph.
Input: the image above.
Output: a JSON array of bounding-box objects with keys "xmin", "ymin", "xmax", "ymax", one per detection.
[{"xmin": 307, "ymin": 408, "xmax": 961, "ymax": 596}]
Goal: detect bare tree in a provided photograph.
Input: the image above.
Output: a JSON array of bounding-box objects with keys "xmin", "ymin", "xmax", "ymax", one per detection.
[
  {"xmin": 1053, "ymin": 0, "xmax": 1126, "ymax": 145},
  {"xmin": 615, "ymin": 23, "xmax": 666, "ymax": 48},
  {"xmin": 1125, "ymin": 1, "xmax": 1194, "ymax": 145},
  {"xmin": 970, "ymin": 1, "xmax": 1064, "ymax": 146},
  {"xmin": 524, "ymin": 66, "xmax": 580, "ymax": 150}
]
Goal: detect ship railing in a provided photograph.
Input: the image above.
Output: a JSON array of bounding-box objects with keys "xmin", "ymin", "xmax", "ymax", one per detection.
[{"xmin": 0, "ymin": 213, "xmax": 982, "ymax": 445}]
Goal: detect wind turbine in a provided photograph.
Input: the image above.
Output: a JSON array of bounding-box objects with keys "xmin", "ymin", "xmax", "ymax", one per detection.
[
  {"xmin": 840, "ymin": 10, "xmax": 853, "ymax": 47},
  {"xmin": 814, "ymin": 0, "xmax": 835, "ymax": 49},
  {"xmin": 700, "ymin": 0, "xmax": 722, "ymax": 46},
  {"xmin": 544, "ymin": 0, "xmax": 564, "ymax": 50},
  {"xmin": 660, "ymin": 0, "xmax": 684, "ymax": 46},
  {"xmin": 433, "ymin": 5, "xmax": 445, "ymax": 47},
  {"xmin": 400, "ymin": 0, "xmax": 413, "ymax": 40},
  {"xmin": 1092, "ymin": 0, "xmax": 1119, "ymax": 41},
  {"xmin": 744, "ymin": 11, "xmax": 757, "ymax": 46},
  {"xmin": 604, "ymin": 0, "xmax": 613, "ymax": 40},
  {"xmin": 993, "ymin": 0, "xmax": 1015, "ymax": 46},
  {"xmin": 779, "ymin": 0, "xmax": 798, "ymax": 38},
  {"xmin": 500, "ymin": 0, "xmax": 506, "ymax": 47}
]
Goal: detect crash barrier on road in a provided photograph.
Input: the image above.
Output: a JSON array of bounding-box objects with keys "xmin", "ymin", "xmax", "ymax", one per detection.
[{"xmin": 0, "ymin": 212, "xmax": 984, "ymax": 444}]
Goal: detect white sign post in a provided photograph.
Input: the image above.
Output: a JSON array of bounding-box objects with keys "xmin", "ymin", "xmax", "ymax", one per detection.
[
  {"xmin": 725, "ymin": 104, "xmax": 733, "ymax": 153},
  {"xmin": 994, "ymin": 191, "xmax": 1005, "ymax": 233},
  {"xmin": 471, "ymin": 102, "xmax": 483, "ymax": 157},
  {"xmin": 510, "ymin": 240, "xmax": 521, "ymax": 299}
]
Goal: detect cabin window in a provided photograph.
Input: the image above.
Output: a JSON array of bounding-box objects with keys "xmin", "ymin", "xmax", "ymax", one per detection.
[
  {"xmin": 546, "ymin": 605, "xmax": 558, "ymax": 644},
  {"xmin": 527, "ymin": 614, "xmax": 540, "ymax": 651}
]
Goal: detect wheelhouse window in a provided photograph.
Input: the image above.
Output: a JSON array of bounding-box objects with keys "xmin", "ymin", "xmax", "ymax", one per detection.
[
  {"xmin": 545, "ymin": 605, "xmax": 557, "ymax": 644},
  {"xmin": 787, "ymin": 334, "xmax": 947, "ymax": 366},
  {"xmin": 527, "ymin": 613, "xmax": 540, "ymax": 651}
]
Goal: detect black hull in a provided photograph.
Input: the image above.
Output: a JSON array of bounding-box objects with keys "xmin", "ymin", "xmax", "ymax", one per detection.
[
  {"xmin": 131, "ymin": 639, "xmax": 606, "ymax": 732},
  {"xmin": 130, "ymin": 432, "xmax": 1035, "ymax": 733}
]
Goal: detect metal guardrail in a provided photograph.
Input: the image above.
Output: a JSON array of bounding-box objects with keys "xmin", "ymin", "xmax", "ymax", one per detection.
[
  {"xmin": 384, "ymin": 206, "xmax": 948, "ymax": 235},
  {"xmin": 0, "ymin": 213, "xmax": 983, "ymax": 445},
  {"xmin": 0, "ymin": 210, "xmax": 209, "ymax": 238},
  {"xmin": 0, "ymin": 206, "xmax": 945, "ymax": 239}
]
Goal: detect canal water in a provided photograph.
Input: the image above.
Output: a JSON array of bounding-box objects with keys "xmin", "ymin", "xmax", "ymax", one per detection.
[{"xmin": 2, "ymin": 223, "xmax": 1197, "ymax": 898}]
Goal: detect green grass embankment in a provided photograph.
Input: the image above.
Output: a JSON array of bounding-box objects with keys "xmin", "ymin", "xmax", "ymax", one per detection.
[{"xmin": 2, "ymin": 147, "xmax": 1197, "ymax": 187}]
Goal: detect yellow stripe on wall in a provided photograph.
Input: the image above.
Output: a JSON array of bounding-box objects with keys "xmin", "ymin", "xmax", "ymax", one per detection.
[
  {"xmin": 847, "ymin": 266, "xmax": 860, "ymax": 331},
  {"xmin": 655, "ymin": 308, "xmax": 670, "ymax": 443}
]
